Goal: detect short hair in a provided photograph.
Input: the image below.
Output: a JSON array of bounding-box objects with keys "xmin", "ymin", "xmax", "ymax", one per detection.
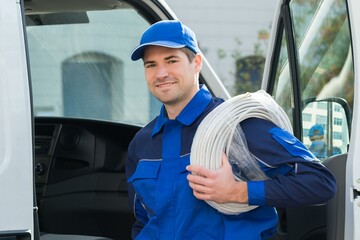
[{"xmin": 180, "ymin": 47, "xmax": 197, "ymax": 62}]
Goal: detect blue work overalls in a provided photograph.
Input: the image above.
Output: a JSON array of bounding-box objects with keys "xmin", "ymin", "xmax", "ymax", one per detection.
[{"xmin": 127, "ymin": 88, "xmax": 278, "ymax": 239}]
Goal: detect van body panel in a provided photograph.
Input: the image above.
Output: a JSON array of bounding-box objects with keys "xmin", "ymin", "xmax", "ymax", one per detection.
[{"xmin": 0, "ymin": 0, "xmax": 34, "ymax": 237}]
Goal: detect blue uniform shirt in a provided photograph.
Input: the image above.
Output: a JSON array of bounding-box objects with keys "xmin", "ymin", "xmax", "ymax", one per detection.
[{"xmin": 126, "ymin": 87, "xmax": 336, "ymax": 239}]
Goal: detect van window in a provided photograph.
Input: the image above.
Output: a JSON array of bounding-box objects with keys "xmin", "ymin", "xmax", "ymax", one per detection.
[
  {"xmin": 272, "ymin": 29, "xmax": 293, "ymax": 124},
  {"xmin": 26, "ymin": 5, "xmax": 162, "ymax": 126},
  {"xmin": 270, "ymin": 0, "xmax": 353, "ymax": 158}
]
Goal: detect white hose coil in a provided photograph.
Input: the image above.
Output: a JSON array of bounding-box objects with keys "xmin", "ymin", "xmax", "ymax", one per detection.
[{"xmin": 190, "ymin": 90, "xmax": 293, "ymax": 215}]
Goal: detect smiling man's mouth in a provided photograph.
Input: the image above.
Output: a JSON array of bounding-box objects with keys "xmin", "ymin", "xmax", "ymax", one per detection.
[{"xmin": 157, "ymin": 82, "xmax": 175, "ymax": 88}]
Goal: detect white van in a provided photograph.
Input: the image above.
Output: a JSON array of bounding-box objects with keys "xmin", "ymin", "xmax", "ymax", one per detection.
[{"xmin": 0, "ymin": 0, "xmax": 358, "ymax": 239}]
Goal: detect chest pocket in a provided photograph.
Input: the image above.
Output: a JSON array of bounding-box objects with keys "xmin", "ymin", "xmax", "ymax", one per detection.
[{"xmin": 128, "ymin": 160, "xmax": 161, "ymax": 213}]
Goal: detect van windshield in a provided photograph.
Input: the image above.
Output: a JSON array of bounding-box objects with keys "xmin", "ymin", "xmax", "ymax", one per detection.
[{"xmin": 26, "ymin": 5, "xmax": 162, "ymax": 126}]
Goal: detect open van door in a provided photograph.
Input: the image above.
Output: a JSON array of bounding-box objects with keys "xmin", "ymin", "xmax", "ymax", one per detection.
[
  {"xmin": 346, "ymin": 1, "xmax": 360, "ymax": 239},
  {"xmin": 262, "ymin": 0, "xmax": 359, "ymax": 239},
  {"xmin": 0, "ymin": 0, "xmax": 34, "ymax": 239}
]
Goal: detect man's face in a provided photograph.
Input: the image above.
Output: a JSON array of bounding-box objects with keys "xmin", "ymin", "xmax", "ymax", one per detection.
[{"xmin": 143, "ymin": 46, "xmax": 201, "ymax": 109}]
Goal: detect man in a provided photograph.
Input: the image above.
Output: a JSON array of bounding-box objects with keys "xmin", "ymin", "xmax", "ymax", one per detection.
[
  {"xmin": 126, "ymin": 20, "xmax": 336, "ymax": 239},
  {"xmin": 308, "ymin": 124, "xmax": 342, "ymax": 159},
  {"xmin": 308, "ymin": 124, "xmax": 327, "ymax": 159}
]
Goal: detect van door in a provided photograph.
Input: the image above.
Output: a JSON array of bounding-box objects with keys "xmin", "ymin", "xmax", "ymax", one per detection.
[
  {"xmin": 0, "ymin": 0, "xmax": 34, "ymax": 239},
  {"xmin": 262, "ymin": 0, "xmax": 358, "ymax": 239},
  {"xmin": 345, "ymin": 1, "xmax": 360, "ymax": 239}
]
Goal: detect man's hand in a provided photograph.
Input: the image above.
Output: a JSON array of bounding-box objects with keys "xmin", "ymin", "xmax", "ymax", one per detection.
[{"xmin": 186, "ymin": 153, "xmax": 248, "ymax": 204}]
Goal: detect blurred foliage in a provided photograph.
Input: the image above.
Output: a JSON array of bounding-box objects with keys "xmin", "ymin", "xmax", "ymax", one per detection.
[
  {"xmin": 217, "ymin": 0, "xmax": 353, "ymax": 104},
  {"xmin": 233, "ymin": 29, "xmax": 269, "ymax": 94},
  {"xmin": 234, "ymin": 55, "xmax": 265, "ymax": 94},
  {"xmin": 216, "ymin": 27, "xmax": 270, "ymax": 95}
]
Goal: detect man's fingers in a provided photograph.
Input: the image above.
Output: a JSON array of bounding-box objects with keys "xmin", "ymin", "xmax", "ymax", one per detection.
[
  {"xmin": 221, "ymin": 152, "xmax": 230, "ymax": 166},
  {"xmin": 187, "ymin": 171, "xmax": 209, "ymax": 186},
  {"xmin": 188, "ymin": 181, "xmax": 214, "ymax": 201},
  {"xmin": 186, "ymin": 164, "xmax": 211, "ymax": 177},
  {"xmin": 187, "ymin": 152, "xmax": 229, "ymax": 176},
  {"xmin": 192, "ymin": 190, "xmax": 211, "ymax": 201},
  {"xmin": 188, "ymin": 181, "xmax": 209, "ymax": 194}
]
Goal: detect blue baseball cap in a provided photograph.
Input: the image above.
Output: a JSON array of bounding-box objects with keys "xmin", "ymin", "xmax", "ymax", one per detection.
[
  {"xmin": 309, "ymin": 124, "xmax": 324, "ymax": 137},
  {"xmin": 130, "ymin": 20, "xmax": 200, "ymax": 61}
]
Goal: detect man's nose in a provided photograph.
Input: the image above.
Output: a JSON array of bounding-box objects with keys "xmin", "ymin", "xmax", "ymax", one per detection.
[{"xmin": 156, "ymin": 65, "xmax": 168, "ymax": 80}]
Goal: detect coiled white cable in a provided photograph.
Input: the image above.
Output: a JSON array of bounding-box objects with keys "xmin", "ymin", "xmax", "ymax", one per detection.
[{"xmin": 190, "ymin": 90, "xmax": 292, "ymax": 215}]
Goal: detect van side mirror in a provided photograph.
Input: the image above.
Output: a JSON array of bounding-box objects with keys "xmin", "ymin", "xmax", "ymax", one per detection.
[{"xmin": 302, "ymin": 98, "xmax": 351, "ymax": 160}]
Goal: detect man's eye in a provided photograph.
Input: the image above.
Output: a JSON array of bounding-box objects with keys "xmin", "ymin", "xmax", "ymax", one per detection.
[
  {"xmin": 145, "ymin": 64, "xmax": 155, "ymax": 68},
  {"xmin": 168, "ymin": 60, "xmax": 177, "ymax": 64}
]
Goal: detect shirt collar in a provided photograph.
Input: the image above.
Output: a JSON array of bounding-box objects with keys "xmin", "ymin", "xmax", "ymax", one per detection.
[{"xmin": 152, "ymin": 86, "xmax": 212, "ymax": 137}]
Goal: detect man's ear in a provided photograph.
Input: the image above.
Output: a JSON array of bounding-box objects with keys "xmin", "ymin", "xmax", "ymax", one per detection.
[{"xmin": 194, "ymin": 54, "xmax": 203, "ymax": 72}]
